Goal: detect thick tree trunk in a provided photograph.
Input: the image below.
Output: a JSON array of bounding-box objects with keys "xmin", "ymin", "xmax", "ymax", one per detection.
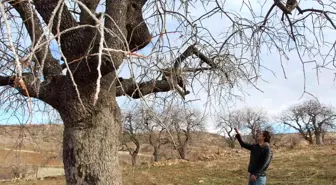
[{"xmin": 62, "ymin": 103, "xmax": 121, "ymax": 185}]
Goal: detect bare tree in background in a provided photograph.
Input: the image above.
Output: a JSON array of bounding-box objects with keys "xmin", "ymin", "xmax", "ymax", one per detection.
[
  {"xmin": 280, "ymin": 104, "xmax": 314, "ymax": 144},
  {"xmin": 239, "ymin": 108, "xmax": 269, "ymax": 142},
  {"xmin": 0, "ymin": 0, "xmax": 336, "ymax": 184},
  {"xmin": 121, "ymin": 110, "xmax": 143, "ymax": 166},
  {"xmin": 280, "ymin": 99, "xmax": 336, "ymax": 145},
  {"xmin": 141, "ymin": 108, "xmax": 169, "ymax": 162},
  {"xmin": 167, "ymin": 106, "xmax": 206, "ymax": 160},
  {"xmin": 216, "ymin": 110, "xmax": 243, "ymax": 148}
]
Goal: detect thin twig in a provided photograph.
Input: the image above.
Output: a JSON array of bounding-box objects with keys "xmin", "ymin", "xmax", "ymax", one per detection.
[{"xmin": 93, "ymin": 15, "xmax": 104, "ymax": 106}]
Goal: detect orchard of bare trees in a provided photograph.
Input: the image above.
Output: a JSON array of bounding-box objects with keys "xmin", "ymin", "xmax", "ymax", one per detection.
[
  {"xmin": 216, "ymin": 100, "xmax": 336, "ymax": 147},
  {"xmin": 279, "ymin": 99, "xmax": 336, "ymax": 145},
  {"xmin": 216, "ymin": 107, "xmax": 270, "ymax": 147},
  {"xmin": 0, "ymin": 0, "xmax": 335, "ymax": 184},
  {"xmin": 121, "ymin": 104, "xmax": 205, "ymax": 165}
]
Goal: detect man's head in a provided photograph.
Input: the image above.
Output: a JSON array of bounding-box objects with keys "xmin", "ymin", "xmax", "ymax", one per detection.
[{"xmin": 257, "ymin": 130, "xmax": 271, "ymax": 143}]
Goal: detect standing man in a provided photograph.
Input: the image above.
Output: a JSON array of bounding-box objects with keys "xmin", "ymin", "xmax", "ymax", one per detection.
[{"xmin": 234, "ymin": 128, "xmax": 273, "ymax": 185}]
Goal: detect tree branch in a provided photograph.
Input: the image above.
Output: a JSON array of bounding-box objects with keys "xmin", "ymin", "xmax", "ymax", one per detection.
[
  {"xmin": 10, "ymin": 1, "xmax": 61, "ymax": 77},
  {"xmin": 299, "ymin": 9, "xmax": 336, "ymax": 30},
  {"xmin": 104, "ymin": 0, "xmax": 128, "ymax": 70},
  {"xmin": 78, "ymin": 0, "xmax": 100, "ymax": 25},
  {"xmin": 174, "ymin": 45, "xmax": 217, "ymax": 69},
  {"xmin": 116, "ymin": 78, "xmax": 190, "ymax": 99},
  {"xmin": 0, "ymin": 74, "xmax": 47, "ymax": 98},
  {"xmin": 274, "ymin": 0, "xmax": 291, "ymax": 14},
  {"xmin": 34, "ymin": 0, "xmax": 86, "ymax": 60},
  {"xmin": 261, "ymin": 3, "xmax": 276, "ymax": 27}
]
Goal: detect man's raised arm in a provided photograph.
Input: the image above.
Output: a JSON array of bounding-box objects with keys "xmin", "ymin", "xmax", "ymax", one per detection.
[{"xmin": 235, "ymin": 128, "xmax": 253, "ymax": 150}]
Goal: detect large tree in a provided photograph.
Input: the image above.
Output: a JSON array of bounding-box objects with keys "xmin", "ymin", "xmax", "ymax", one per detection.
[
  {"xmin": 280, "ymin": 99, "xmax": 336, "ymax": 145},
  {"xmin": 0, "ymin": 0, "xmax": 335, "ymax": 184}
]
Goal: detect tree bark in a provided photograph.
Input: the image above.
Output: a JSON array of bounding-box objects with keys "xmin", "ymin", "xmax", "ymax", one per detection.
[
  {"xmin": 62, "ymin": 104, "xmax": 122, "ymax": 185},
  {"xmin": 307, "ymin": 129, "xmax": 314, "ymax": 144},
  {"xmin": 153, "ymin": 146, "xmax": 159, "ymax": 162},
  {"xmin": 315, "ymin": 132, "xmax": 323, "ymax": 145},
  {"xmin": 177, "ymin": 145, "xmax": 187, "ymax": 160},
  {"xmin": 131, "ymin": 153, "xmax": 138, "ymax": 166},
  {"xmin": 228, "ymin": 140, "xmax": 235, "ymax": 148},
  {"xmin": 43, "ymin": 73, "xmax": 123, "ymax": 185}
]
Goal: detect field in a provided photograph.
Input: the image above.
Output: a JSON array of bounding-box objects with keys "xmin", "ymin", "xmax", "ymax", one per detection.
[{"xmin": 0, "ymin": 124, "xmax": 335, "ymax": 185}]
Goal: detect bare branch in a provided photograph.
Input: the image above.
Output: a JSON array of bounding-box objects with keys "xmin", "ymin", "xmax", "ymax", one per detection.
[
  {"xmin": 78, "ymin": 0, "xmax": 100, "ymax": 25},
  {"xmin": 299, "ymin": 8, "xmax": 336, "ymax": 30},
  {"xmin": 274, "ymin": 0, "xmax": 291, "ymax": 14},
  {"xmin": 116, "ymin": 78, "xmax": 190, "ymax": 99},
  {"xmin": 0, "ymin": 74, "xmax": 46, "ymax": 98},
  {"xmin": 10, "ymin": 0, "xmax": 61, "ymax": 77},
  {"xmin": 34, "ymin": 0, "xmax": 85, "ymax": 60}
]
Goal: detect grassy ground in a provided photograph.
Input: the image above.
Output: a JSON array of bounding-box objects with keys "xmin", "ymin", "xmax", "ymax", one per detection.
[{"xmin": 1, "ymin": 145, "xmax": 335, "ymax": 185}]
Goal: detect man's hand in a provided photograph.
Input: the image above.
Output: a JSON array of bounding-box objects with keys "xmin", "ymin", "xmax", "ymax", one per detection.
[
  {"xmin": 250, "ymin": 175, "xmax": 257, "ymax": 181},
  {"xmin": 234, "ymin": 127, "xmax": 240, "ymax": 134}
]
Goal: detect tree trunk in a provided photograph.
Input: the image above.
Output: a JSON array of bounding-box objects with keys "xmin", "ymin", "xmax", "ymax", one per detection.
[
  {"xmin": 303, "ymin": 135, "xmax": 314, "ymax": 144},
  {"xmin": 177, "ymin": 145, "xmax": 187, "ymax": 160},
  {"xmin": 322, "ymin": 131, "xmax": 326, "ymax": 143},
  {"xmin": 153, "ymin": 146, "xmax": 159, "ymax": 162},
  {"xmin": 62, "ymin": 104, "xmax": 121, "ymax": 185},
  {"xmin": 307, "ymin": 137, "xmax": 314, "ymax": 144},
  {"xmin": 131, "ymin": 153, "xmax": 137, "ymax": 166},
  {"xmin": 227, "ymin": 135, "xmax": 235, "ymax": 148},
  {"xmin": 315, "ymin": 132, "xmax": 323, "ymax": 145},
  {"xmin": 228, "ymin": 140, "xmax": 235, "ymax": 148},
  {"xmin": 307, "ymin": 129, "xmax": 314, "ymax": 144}
]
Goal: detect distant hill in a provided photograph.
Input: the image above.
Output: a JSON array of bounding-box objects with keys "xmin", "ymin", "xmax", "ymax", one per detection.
[{"xmin": 0, "ymin": 124, "xmax": 335, "ymax": 164}]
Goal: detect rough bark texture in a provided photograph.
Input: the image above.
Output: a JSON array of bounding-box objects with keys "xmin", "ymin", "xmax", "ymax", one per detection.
[
  {"xmin": 62, "ymin": 104, "xmax": 121, "ymax": 185},
  {"xmin": 43, "ymin": 73, "xmax": 123, "ymax": 185}
]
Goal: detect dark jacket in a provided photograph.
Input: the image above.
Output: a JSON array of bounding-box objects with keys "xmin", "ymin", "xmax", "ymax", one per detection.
[{"xmin": 236, "ymin": 134, "xmax": 272, "ymax": 177}]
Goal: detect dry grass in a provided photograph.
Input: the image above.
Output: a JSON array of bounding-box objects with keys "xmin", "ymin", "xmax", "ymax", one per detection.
[
  {"xmin": 1, "ymin": 145, "xmax": 336, "ymax": 185},
  {"xmin": 121, "ymin": 145, "xmax": 336, "ymax": 185},
  {"xmin": 0, "ymin": 124, "xmax": 335, "ymax": 185}
]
